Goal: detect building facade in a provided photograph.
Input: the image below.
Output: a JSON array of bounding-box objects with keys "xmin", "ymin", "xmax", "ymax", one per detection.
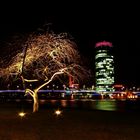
[{"xmin": 95, "ymin": 41, "xmax": 114, "ymax": 92}]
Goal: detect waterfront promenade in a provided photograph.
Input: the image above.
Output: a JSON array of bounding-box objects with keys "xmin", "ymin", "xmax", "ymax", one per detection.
[{"xmin": 0, "ymin": 102, "xmax": 140, "ymax": 140}]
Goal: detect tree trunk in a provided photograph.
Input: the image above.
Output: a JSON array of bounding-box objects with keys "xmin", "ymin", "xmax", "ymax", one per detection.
[{"xmin": 33, "ymin": 91, "xmax": 39, "ymax": 112}]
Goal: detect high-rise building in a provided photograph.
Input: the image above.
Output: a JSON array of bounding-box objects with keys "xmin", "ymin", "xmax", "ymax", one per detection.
[{"xmin": 95, "ymin": 41, "xmax": 114, "ymax": 92}]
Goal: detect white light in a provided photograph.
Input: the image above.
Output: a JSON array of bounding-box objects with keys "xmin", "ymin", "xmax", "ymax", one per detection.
[
  {"xmin": 55, "ymin": 110, "xmax": 62, "ymax": 116},
  {"xmin": 18, "ymin": 112, "xmax": 26, "ymax": 117}
]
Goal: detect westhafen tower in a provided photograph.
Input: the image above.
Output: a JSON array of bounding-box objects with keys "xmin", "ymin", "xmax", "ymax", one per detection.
[{"xmin": 95, "ymin": 41, "xmax": 114, "ymax": 92}]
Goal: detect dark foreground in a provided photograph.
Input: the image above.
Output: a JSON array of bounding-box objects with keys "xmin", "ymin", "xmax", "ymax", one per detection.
[{"xmin": 0, "ymin": 103, "xmax": 140, "ymax": 140}]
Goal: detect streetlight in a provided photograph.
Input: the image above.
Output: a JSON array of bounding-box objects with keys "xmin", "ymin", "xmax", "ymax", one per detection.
[
  {"xmin": 18, "ymin": 112, "xmax": 26, "ymax": 118},
  {"xmin": 54, "ymin": 109, "xmax": 62, "ymax": 116}
]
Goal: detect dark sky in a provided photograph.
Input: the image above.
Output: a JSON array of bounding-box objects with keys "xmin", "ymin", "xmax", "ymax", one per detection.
[{"xmin": 0, "ymin": 1, "xmax": 140, "ymax": 87}]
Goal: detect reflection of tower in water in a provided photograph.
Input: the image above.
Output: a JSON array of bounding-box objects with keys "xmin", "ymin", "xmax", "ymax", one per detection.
[{"xmin": 95, "ymin": 41, "xmax": 114, "ymax": 92}]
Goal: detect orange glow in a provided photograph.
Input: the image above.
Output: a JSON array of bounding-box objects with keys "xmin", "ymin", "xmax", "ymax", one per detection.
[
  {"xmin": 113, "ymin": 84, "xmax": 124, "ymax": 88},
  {"xmin": 0, "ymin": 31, "xmax": 86, "ymax": 113}
]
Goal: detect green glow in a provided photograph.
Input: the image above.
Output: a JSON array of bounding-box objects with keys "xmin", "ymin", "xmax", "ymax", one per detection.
[
  {"xmin": 95, "ymin": 48, "xmax": 114, "ymax": 92},
  {"xmin": 96, "ymin": 100, "xmax": 117, "ymax": 111}
]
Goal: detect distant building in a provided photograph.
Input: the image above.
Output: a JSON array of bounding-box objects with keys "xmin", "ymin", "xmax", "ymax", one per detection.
[{"xmin": 95, "ymin": 41, "xmax": 114, "ymax": 92}]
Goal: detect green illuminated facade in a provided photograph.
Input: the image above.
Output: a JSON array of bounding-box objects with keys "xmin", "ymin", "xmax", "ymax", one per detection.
[{"xmin": 95, "ymin": 41, "xmax": 114, "ymax": 92}]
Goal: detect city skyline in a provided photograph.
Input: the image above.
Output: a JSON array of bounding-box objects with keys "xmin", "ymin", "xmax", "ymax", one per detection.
[{"xmin": 0, "ymin": 2, "xmax": 140, "ymax": 87}]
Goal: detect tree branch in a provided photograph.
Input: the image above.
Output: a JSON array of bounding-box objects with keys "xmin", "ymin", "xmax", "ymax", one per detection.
[
  {"xmin": 35, "ymin": 68, "xmax": 66, "ymax": 92},
  {"xmin": 25, "ymin": 88, "xmax": 34, "ymax": 97}
]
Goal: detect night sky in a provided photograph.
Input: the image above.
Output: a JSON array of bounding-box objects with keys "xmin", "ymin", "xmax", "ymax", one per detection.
[{"xmin": 0, "ymin": 2, "xmax": 140, "ymax": 87}]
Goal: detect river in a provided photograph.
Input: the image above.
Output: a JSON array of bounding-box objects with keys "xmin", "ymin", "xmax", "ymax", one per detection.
[{"xmin": 7, "ymin": 98, "xmax": 140, "ymax": 112}]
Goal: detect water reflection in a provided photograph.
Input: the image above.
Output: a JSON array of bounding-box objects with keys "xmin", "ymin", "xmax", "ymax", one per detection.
[
  {"xmin": 16, "ymin": 99, "xmax": 140, "ymax": 112},
  {"xmin": 61, "ymin": 100, "xmax": 67, "ymax": 107},
  {"xmin": 49, "ymin": 99, "xmax": 117, "ymax": 111},
  {"xmin": 95, "ymin": 100, "xmax": 117, "ymax": 111}
]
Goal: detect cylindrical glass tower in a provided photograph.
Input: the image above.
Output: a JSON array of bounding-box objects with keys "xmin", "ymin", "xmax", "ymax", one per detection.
[{"xmin": 95, "ymin": 41, "xmax": 114, "ymax": 92}]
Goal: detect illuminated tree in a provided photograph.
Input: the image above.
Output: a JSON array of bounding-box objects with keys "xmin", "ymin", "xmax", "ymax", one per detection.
[{"xmin": 0, "ymin": 31, "xmax": 86, "ymax": 112}]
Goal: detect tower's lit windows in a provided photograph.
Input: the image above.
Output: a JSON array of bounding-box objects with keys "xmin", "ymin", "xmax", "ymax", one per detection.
[{"xmin": 95, "ymin": 41, "xmax": 114, "ymax": 92}]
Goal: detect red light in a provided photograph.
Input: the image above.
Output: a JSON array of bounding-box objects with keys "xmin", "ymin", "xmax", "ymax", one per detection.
[{"xmin": 95, "ymin": 41, "xmax": 112, "ymax": 47}]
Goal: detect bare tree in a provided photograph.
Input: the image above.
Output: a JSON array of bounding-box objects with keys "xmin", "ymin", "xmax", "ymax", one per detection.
[{"xmin": 0, "ymin": 31, "xmax": 87, "ymax": 112}]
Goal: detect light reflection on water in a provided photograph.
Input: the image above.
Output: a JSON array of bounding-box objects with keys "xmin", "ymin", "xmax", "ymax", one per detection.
[
  {"xmin": 22, "ymin": 99, "xmax": 140, "ymax": 112},
  {"xmin": 95, "ymin": 100, "xmax": 117, "ymax": 111},
  {"xmin": 40, "ymin": 99, "xmax": 117, "ymax": 111},
  {"xmin": 61, "ymin": 100, "xmax": 67, "ymax": 107}
]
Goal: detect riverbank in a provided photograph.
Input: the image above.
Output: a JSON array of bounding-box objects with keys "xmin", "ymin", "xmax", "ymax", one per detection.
[{"xmin": 0, "ymin": 103, "xmax": 140, "ymax": 140}]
